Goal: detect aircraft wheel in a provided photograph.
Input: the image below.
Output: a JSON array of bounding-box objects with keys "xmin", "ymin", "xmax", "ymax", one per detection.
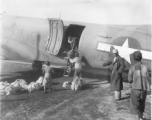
[{"xmin": 32, "ymin": 61, "xmax": 42, "ymax": 71}]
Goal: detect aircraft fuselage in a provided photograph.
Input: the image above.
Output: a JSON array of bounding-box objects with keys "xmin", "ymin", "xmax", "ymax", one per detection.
[{"xmin": 1, "ymin": 15, "xmax": 151, "ymax": 74}]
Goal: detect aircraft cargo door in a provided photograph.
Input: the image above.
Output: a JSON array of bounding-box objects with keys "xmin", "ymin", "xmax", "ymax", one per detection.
[{"xmin": 46, "ymin": 19, "xmax": 64, "ymax": 55}]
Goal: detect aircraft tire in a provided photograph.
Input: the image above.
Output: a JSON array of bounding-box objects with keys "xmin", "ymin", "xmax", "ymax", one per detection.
[{"xmin": 32, "ymin": 61, "xmax": 42, "ymax": 71}]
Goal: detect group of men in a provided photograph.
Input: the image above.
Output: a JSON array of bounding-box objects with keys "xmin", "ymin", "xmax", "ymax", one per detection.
[
  {"xmin": 102, "ymin": 49, "xmax": 151, "ymax": 120},
  {"xmin": 64, "ymin": 36, "xmax": 83, "ymax": 79},
  {"xmin": 43, "ymin": 35, "xmax": 150, "ymax": 120}
]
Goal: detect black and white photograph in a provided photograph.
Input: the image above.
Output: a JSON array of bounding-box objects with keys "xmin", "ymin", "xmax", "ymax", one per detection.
[{"xmin": 0, "ymin": 0, "xmax": 151, "ymax": 120}]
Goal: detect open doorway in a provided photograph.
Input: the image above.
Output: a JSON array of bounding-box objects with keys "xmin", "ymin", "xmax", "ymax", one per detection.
[
  {"xmin": 61, "ymin": 24, "xmax": 85, "ymax": 76},
  {"xmin": 61, "ymin": 24, "xmax": 85, "ymax": 54}
]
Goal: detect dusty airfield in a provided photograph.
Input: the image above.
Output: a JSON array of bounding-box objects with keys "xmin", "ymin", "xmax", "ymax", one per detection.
[{"xmin": 0, "ymin": 61, "xmax": 151, "ymax": 120}]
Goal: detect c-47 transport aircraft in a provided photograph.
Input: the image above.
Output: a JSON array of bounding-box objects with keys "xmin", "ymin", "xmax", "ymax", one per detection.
[{"xmin": 1, "ymin": 0, "xmax": 151, "ymax": 76}]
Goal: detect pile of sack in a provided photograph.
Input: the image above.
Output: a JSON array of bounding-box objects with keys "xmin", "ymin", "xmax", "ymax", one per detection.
[
  {"xmin": 0, "ymin": 79, "xmax": 27, "ymax": 95},
  {"xmin": 0, "ymin": 76, "xmax": 44, "ymax": 95},
  {"xmin": 62, "ymin": 77, "xmax": 84, "ymax": 91},
  {"xmin": 26, "ymin": 76, "xmax": 43, "ymax": 93}
]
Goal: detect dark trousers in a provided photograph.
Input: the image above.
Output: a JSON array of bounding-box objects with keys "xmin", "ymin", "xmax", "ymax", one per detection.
[
  {"xmin": 74, "ymin": 69, "xmax": 82, "ymax": 78},
  {"xmin": 130, "ymin": 89, "xmax": 147, "ymax": 118}
]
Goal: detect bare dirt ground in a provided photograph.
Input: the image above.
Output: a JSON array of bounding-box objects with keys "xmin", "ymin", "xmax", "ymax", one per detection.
[{"xmin": 0, "ymin": 61, "xmax": 151, "ymax": 120}]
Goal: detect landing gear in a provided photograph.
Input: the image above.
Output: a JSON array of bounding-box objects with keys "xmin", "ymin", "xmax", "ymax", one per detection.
[{"xmin": 32, "ymin": 61, "xmax": 42, "ymax": 71}]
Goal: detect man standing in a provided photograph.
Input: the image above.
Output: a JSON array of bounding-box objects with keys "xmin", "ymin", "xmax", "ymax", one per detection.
[
  {"xmin": 128, "ymin": 51, "xmax": 150, "ymax": 120},
  {"xmin": 42, "ymin": 61, "xmax": 54, "ymax": 93},
  {"xmin": 68, "ymin": 36, "xmax": 76, "ymax": 50},
  {"xmin": 102, "ymin": 49, "xmax": 125, "ymax": 101},
  {"xmin": 69, "ymin": 53, "xmax": 83, "ymax": 79}
]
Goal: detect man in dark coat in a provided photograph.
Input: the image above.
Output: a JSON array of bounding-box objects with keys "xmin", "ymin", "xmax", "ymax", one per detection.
[{"xmin": 102, "ymin": 49, "xmax": 125, "ymax": 101}]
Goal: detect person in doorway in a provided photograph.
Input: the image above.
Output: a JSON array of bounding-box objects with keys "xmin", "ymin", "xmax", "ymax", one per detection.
[
  {"xmin": 102, "ymin": 49, "xmax": 125, "ymax": 101},
  {"xmin": 68, "ymin": 36, "xmax": 76, "ymax": 50},
  {"xmin": 128, "ymin": 51, "xmax": 151, "ymax": 120},
  {"xmin": 67, "ymin": 49, "xmax": 75, "ymax": 68},
  {"xmin": 63, "ymin": 48, "xmax": 75, "ymax": 77}
]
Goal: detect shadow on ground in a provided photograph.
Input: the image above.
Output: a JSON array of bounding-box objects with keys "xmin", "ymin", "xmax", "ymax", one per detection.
[
  {"xmin": 0, "ymin": 69, "xmax": 64, "ymax": 84},
  {"xmin": 80, "ymin": 84, "xmax": 99, "ymax": 90},
  {"xmin": 0, "ymin": 68, "xmax": 111, "ymax": 83}
]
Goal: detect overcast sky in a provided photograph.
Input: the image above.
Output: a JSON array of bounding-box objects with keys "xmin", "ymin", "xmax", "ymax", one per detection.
[{"xmin": 1, "ymin": 0, "xmax": 152, "ymax": 25}]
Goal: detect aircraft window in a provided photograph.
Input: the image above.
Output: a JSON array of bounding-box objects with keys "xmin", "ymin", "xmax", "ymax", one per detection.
[
  {"xmin": 21, "ymin": 30, "xmax": 27, "ymax": 41},
  {"xmin": 22, "ymin": 30, "xmax": 26, "ymax": 36},
  {"xmin": 30, "ymin": 33, "xmax": 37, "ymax": 45}
]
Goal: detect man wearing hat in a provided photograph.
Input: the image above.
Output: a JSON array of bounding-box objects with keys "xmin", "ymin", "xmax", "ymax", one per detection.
[
  {"xmin": 128, "ymin": 51, "xmax": 150, "ymax": 120},
  {"xmin": 102, "ymin": 49, "xmax": 125, "ymax": 101}
]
